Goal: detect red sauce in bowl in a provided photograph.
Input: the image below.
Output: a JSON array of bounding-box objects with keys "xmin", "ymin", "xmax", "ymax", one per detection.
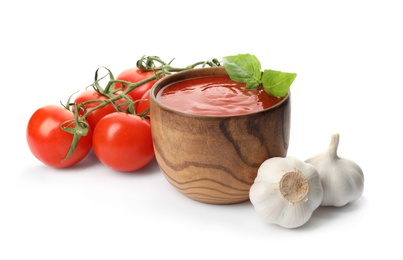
[{"xmin": 156, "ymin": 75, "xmax": 285, "ymax": 116}]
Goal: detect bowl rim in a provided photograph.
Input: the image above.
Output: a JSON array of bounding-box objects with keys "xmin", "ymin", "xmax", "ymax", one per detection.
[{"xmin": 150, "ymin": 66, "xmax": 290, "ymax": 119}]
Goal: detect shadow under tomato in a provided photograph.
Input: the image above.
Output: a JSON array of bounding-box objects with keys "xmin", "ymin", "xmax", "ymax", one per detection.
[
  {"xmin": 25, "ymin": 149, "xmax": 99, "ymax": 174},
  {"xmin": 69, "ymin": 149, "xmax": 100, "ymax": 171}
]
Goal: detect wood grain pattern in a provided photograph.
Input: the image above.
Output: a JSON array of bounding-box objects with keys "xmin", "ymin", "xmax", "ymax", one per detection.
[{"xmin": 150, "ymin": 67, "xmax": 290, "ymax": 204}]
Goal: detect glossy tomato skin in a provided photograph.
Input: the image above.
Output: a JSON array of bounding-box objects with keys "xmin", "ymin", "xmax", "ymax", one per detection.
[
  {"xmin": 74, "ymin": 89, "xmax": 129, "ymax": 131},
  {"xmin": 93, "ymin": 112, "xmax": 154, "ymax": 172},
  {"xmin": 115, "ymin": 68, "xmax": 157, "ymax": 102},
  {"xmin": 27, "ymin": 105, "xmax": 93, "ymax": 168},
  {"xmin": 136, "ymin": 88, "xmax": 151, "ymax": 117}
]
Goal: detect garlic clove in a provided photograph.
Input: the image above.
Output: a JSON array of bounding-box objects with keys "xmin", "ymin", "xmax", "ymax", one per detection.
[
  {"xmin": 305, "ymin": 133, "xmax": 364, "ymax": 207},
  {"xmin": 249, "ymin": 157, "xmax": 323, "ymax": 228}
]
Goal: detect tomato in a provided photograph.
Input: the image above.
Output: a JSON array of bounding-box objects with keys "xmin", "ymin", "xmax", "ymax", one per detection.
[
  {"xmin": 115, "ymin": 68, "xmax": 157, "ymax": 102},
  {"xmin": 27, "ymin": 105, "xmax": 93, "ymax": 168},
  {"xmin": 74, "ymin": 89, "xmax": 130, "ymax": 130},
  {"xmin": 136, "ymin": 88, "xmax": 151, "ymax": 117},
  {"xmin": 92, "ymin": 112, "xmax": 154, "ymax": 172},
  {"xmin": 74, "ymin": 90, "xmax": 116, "ymax": 131}
]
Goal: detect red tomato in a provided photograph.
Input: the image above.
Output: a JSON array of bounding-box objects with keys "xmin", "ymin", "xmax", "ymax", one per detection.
[
  {"xmin": 27, "ymin": 105, "xmax": 93, "ymax": 168},
  {"xmin": 92, "ymin": 112, "xmax": 154, "ymax": 172},
  {"xmin": 74, "ymin": 90, "xmax": 116, "ymax": 130},
  {"xmin": 115, "ymin": 68, "xmax": 157, "ymax": 102},
  {"xmin": 74, "ymin": 89, "xmax": 131, "ymax": 130},
  {"xmin": 136, "ymin": 88, "xmax": 151, "ymax": 117}
]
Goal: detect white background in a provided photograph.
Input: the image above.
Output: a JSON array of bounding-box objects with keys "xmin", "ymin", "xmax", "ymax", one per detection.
[{"xmin": 1, "ymin": 0, "xmax": 402, "ymax": 259}]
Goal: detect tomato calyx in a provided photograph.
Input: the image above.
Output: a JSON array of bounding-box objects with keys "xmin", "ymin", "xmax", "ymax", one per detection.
[{"xmin": 60, "ymin": 106, "xmax": 90, "ymax": 161}]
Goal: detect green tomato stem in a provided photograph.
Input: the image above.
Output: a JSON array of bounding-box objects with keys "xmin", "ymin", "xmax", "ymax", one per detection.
[{"xmin": 60, "ymin": 111, "xmax": 90, "ymax": 162}]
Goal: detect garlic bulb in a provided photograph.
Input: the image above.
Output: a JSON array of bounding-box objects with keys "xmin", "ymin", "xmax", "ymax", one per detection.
[
  {"xmin": 249, "ymin": 157, "xmax": 323, "ymax": 228},
  {"xmin": 305, "ymin": 133, "xmax": 364, "ymax": 207}
]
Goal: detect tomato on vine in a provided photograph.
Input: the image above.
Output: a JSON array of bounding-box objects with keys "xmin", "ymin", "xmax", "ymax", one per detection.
[
  {"xmin": 136, "ymin": 88, "xmax": 151, "ymax": 117},
  {"xmin": 26, "ymin": 105, "xmax": 92, "ymax": 168},
  {"xmin": 115, "ymin": 68, "xmax": 158, "ymax": 102},
  {"xmin": 27, "ymin": 55, "xmax": 222, "ymax": 169},
  {"xmin": 74, "ymin": 89, "xmax": 131, "ymax": 130},
  {"xmin": 92, "ymin": 112, "xmax": 154, "ymax": 172}
]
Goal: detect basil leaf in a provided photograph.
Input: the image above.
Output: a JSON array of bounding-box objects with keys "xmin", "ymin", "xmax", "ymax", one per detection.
[
  {"xmin": 261, "ymin": 69, "xmax": 296, "ymax": 97},
  {"xmin": 222, "ymin": 54, "xmax": 262, "ymax": 89}
]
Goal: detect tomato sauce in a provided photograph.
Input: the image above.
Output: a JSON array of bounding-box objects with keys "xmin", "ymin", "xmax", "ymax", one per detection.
[{"xmin": 156, "ymin": 75, "xmax": 285, "ymax": 116}]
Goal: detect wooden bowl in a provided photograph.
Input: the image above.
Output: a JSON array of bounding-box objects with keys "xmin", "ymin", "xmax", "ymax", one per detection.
[{"xmin": 150, "ymin": 67, "xmax": 291, "ymax": 204}]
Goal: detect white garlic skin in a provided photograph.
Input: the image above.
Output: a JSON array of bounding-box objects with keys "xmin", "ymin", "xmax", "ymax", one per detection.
[
  {"xmin": 249, "ymin": 157, "xmax": 323, "ymax": 229},
  {"xmin": 305, "ymin": 133, "xmax": 364, "ymax": 207}
]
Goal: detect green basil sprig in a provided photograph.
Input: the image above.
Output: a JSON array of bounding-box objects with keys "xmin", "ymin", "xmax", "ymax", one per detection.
[{"xmin": 222, "ymin": 54, "xmax": 296, "ymax": 97}]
